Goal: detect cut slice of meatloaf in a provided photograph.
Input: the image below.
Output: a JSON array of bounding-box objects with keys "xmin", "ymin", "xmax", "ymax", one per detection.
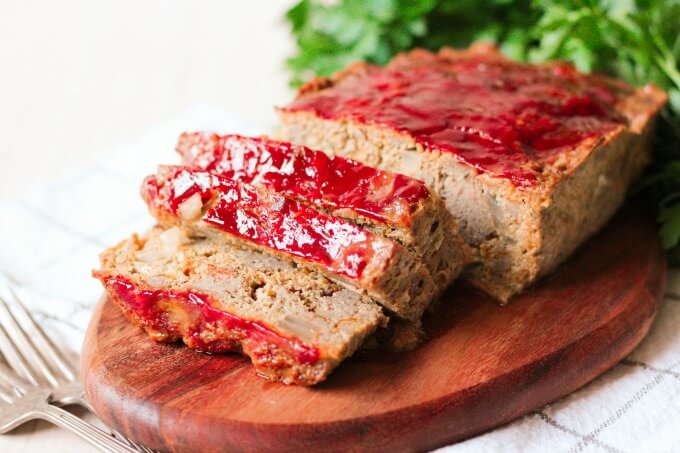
[
  {"xmin": 277, "ymin": 43, "xmax": 668, "ymax": 302},
  {"xmin": 141, "ymin": 166, "xmax": 436, "ymax": 322},
  {"xmin": 176, "ymin": 132, "xmax": 471, "ymax": 291},
  {"xmin": 93, "ymin": 226, "xmax": 387, "ymax": 385}
]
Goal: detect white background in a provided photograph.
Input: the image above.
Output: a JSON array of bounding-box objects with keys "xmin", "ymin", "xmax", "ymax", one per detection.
[{"xmin": 0, "ymin": 0, "xmax": 295, "ymax": 201}]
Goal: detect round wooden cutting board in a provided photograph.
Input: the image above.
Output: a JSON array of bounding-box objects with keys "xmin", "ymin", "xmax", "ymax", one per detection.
[{"xmin": 82, "ymin": 208, "xmax": 665, "ymax": 453}]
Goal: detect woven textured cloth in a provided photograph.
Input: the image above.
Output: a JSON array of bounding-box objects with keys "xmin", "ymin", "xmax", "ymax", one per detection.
[{"xmin": 1, "ymin": 108, "xmax": 678, "ymax": 453}]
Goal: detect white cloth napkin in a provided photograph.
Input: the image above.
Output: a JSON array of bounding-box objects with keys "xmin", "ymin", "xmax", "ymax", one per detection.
[{"xmin": 1, "ymin": 106, "xmax": 678, "ymax": 453}]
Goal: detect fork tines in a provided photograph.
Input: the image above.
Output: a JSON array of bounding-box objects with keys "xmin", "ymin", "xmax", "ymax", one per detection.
[{"xmin": 0, "ymin": 280, "xmax": 76, "ymax": 390}]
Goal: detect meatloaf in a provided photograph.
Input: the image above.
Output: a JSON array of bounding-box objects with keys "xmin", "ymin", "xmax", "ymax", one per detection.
[
  {"xmin": 141, "ymin": 166, "xmax": 436, "ymax": 322},
  {"xmin": 93, "ymin": 226, "xmax": 387, "ymax": 385},
  {"xmin": 176, "ymin": 132, "xmax": 471, "ymax": 291},
  {"xmin": 277, "ymin": 43, "xmax": 667, "ymax": 301}
]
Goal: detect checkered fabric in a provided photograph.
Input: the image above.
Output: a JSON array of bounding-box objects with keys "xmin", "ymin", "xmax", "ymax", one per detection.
[{"xmin": 1, "ymin": 108, "xmax": 678, "ymax": 453}]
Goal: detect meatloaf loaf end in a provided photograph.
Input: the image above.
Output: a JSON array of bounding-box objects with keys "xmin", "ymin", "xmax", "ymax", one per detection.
[
  {"xmin": 93, "ymin": 227, "xmax": 387, "ymax": 385},
  {"xmin": 141, "ymin": 166, "xmax": 436, "ymax": 322},
  {"xmin": 277, "ymin": 43, "xmax": 667, "ymax": 301},
  {"xmin": 176, "ymin": 132, "xmax": 471, "ymax": 293}
]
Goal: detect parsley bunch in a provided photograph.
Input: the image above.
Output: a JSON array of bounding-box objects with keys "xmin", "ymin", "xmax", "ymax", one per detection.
[{"xmin": 286, "ymin": 0, "xmax": 680, "ymax": 261}]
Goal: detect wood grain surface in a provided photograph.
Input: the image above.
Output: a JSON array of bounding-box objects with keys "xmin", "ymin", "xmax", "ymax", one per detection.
[{"xmin": 81, "ymin": 207, "xmax": 665, "ymax": 452}]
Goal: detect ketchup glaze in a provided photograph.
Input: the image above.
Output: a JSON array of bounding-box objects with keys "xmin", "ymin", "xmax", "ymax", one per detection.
[
  {"xmin": 179, "ymin": 133, "xmax": 430, "ymax": 226},
  {"xmin": 143, "ymin": 167, "xmax": 385, "ymax": 280},
  {"xmin": 284, "ymin": 52, "xmax": 630, "ymax": 187},
  {"xmin": 101, "ymin": 275, "xmax": 320, "ymax": 365}
]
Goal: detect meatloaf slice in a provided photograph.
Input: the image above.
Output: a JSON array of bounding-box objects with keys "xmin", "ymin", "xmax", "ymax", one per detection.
[
  {"xmin": 176, "ymin": 132, "xmax": 471, "ymax": 292},
  {"xmin": 277, "ymin": 43, "xmax": 667, "ymax": 302},
  {"xmin": 141, "ymin": 166, "xmax": 436, "ymax": 322},
  {"xmin": 93, "ymin": 227, "xmax": 387, "ymax": 385}
]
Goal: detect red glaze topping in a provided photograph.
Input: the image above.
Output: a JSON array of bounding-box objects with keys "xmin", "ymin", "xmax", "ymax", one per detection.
[
  {"xmin": 142, "ymin": 167, "xmax": 385, "ymax": 280},
  {"xmin": 102, "ymin": 275, "xmax": 320, "ymax": 365},
  {"xmin": 284, "ymin": 52, "xmax": 631, "ymax": 187},
  {"xmin": 177, "ymin": 133, "xmax": 430, "ymax": 227}
]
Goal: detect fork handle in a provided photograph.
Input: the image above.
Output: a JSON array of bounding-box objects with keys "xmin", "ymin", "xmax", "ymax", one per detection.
[
  {"xmin": 35, "ymin": 404, "xmax": 141, "ymax": 453},
  {"xmin": 49, "ymin": 390, "xmax": 144, "ymax": 449}
]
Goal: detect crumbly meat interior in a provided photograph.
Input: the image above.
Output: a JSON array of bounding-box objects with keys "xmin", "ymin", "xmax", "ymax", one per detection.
[
  {"xmin": 95, "ymin": 227, "xmax": 387, "ymax": 385},
  {"xmin": 141, "ymin": 166, "xmax": 438, "ymax": 322}
]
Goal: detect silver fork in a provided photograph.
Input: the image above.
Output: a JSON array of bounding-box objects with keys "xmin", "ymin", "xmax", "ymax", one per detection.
[
  {"xmin": 0, "ymin": 364, "xmax": 139, "ymax": 452},
  {"xmin": 0, "ymin": 274, "xmax": 154, "ymax": 452},
  {"xmin": 0, "ymin": 282, "xmax": 90, "ymax": 408},
  {"xmin": 0, "ymin": 282, "xmax": 149, "ymax": 452}
]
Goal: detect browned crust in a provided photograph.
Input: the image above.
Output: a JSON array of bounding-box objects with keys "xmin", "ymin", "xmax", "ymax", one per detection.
[
  {"xmin": 330, "ymin": 186, "xmax": 472, "ymax": 296},
  {"xmin": 99, "ymin": 278, "xmax": 334, "ymax": 385}
]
